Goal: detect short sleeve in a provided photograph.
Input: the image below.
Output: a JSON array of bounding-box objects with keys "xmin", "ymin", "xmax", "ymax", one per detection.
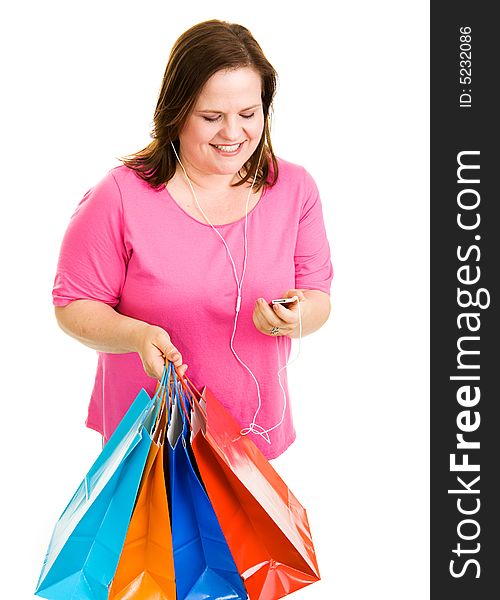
[
  {"xmin": 294, "ymin": 168, "xmax": 334, "ymax": 294},
  {"xmin": 52, "ymin": 170, "xmax": 130, "ymax": 307}
]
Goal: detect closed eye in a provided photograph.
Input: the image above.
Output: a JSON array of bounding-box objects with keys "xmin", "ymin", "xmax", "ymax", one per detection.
[{"xmin": 202, "ymin": 112, "xmax": 255, "ymax": 123}]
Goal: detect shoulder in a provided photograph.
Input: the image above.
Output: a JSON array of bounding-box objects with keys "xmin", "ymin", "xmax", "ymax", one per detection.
[
  {"xmin": 71, "ymin": 164, "xmax": 145, "ymax": 219},
  {"xmin": 270, "ymin": 157, "xmax": 321, "ymax": 210},
  {"xmin": 273, "ymin": 156, "xmax": 319, "ymax": 191},
  {"xmin": 90, "ymin": 164, "xmax": 165, "ymax": 215},
  {"xmin": 107, "ymin": 164, "xmax": 158, "ymax": 195}
]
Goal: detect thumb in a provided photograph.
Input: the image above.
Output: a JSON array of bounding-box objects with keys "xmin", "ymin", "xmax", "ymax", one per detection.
[
  {"xmin": 162, "ymin": 343, "xmax": 183, "ymax": 367},
  {"xmin": 284, "ymin": 289, "xmax": 305, "ymax": 301}
]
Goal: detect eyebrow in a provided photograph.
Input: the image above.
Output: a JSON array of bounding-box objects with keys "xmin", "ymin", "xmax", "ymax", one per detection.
[{"xmin": 196, "ymin": 103, "xmax": 262, "ymax": 114}]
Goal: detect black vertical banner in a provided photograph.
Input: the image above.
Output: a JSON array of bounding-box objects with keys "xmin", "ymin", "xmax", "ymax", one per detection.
[{"xmin": 431, "ymin": 3, "xmax": 499, "ymax": 598}]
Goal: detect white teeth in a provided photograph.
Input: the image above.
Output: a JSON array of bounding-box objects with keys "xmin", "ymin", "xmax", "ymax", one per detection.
[{"xmin": 213, "ymin": 143, "xmax": 241, "ymax": 152}]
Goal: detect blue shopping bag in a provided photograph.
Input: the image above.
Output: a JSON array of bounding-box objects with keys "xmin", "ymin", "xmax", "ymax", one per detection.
[
  {"xmin": 167, "ymin": 371, "xmax": 248, "ymax": 600},
  {"xmin": 35, "ymin": 366, "xmax": 170, "ymax": 600}
]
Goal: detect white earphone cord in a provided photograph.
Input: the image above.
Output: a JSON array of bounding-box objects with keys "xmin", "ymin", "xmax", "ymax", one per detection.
[{"xmin": 170, "ymin": 141, "xmax": 302, "ymax": 444}]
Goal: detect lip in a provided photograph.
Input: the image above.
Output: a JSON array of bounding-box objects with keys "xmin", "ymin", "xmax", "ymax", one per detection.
[{"xmin": 210, "ymin": 141, "xmax": 245, "ymax": 156}]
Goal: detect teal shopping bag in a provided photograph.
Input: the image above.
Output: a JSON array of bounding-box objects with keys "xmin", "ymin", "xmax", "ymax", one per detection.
[{"xmin": 35, "ymin": 366, "xmax": 170, "ymax": 600}]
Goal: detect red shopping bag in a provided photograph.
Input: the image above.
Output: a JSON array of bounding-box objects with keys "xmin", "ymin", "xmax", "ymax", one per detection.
[{"xmin": 180, "ymin": 374, "xmax": 320, "ymax": 600}]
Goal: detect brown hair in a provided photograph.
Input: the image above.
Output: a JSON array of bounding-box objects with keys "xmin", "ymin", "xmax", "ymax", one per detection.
[{"xmin": 118, "ymin": 19, "xmax": 279, "ymax": 191}]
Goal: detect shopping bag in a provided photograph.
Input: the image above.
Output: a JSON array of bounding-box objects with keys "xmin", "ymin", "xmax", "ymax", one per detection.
[
  {"xmin": 183, "ymin": 376, "xmax": 320, "ymax": 600},
  {"xmin": 167, "ymin": 376, "xmax": 248, "ymax": 600},
  {"xmin": 35, "ymin": 370, "xmax": 167, "ymax": 600},
  {"xmin": 108, "ymin": 392, "xmax": 176, "ymax": 599}
]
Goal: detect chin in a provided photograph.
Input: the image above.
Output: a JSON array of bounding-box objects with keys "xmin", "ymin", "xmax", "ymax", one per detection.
[{"xmin": 212, "ymin": 159, "xmax": 249, "ymax": 175}]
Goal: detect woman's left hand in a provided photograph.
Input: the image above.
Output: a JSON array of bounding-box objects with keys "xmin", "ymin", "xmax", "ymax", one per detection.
[{"xmin": 252, "ymin": 289, "xmax": 306, "ymax": 337}]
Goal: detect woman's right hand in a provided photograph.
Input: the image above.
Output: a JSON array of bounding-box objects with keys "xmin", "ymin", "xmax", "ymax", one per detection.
[{"xmin": 134, "ymin": 324, "xmax": 187, "ymax": 380}]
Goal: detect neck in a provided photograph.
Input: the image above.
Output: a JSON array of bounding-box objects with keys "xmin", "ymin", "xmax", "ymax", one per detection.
[{"xmin": 176, "ymin": 155, "xmax": 246, "ymax": 195}]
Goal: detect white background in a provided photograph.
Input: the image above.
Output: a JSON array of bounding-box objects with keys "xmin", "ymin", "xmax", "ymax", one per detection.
[{"xmin": 1, "ymin": 1, "xmax": 429, "ymax": 598}]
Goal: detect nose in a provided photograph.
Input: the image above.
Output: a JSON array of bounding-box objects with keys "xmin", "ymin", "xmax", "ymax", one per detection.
[{"xmin": 219, "ymin": 115, "xmax": 243, "ymax": 142}]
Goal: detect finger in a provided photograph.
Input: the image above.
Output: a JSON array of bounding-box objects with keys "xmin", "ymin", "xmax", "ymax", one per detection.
[
  {"xmin": 256, "ymin": 302, "xmax": 296, "ymax": 335},
  {"xmin": 283, "ymin": 289, "xmax": 305, "ymax": 302},
  {"xmin": 147, "ymin": 356, "xmax": 168, "ymax": 381},
  {"xmin": 253, "ymin": 299, "xmax": 271, "ymax": 327},
  {"xmin": 163, "ymin": 344, "xmax": 183, "ymax": 366},
  {"xmin": 257, "ymin": 298, "xmax": 283, "ymax": 324},
  {"xmin": 155, "ymin": 363, "xmax": 166, "ymax": 380},
  {"xmin": 257, "ymin": 306, "xmax": 285, "ymax": 332},
  {"xmin": 254, "ymin": 298, "xmax": 298, "ymax": 335},
  {"xmin": 253, "ymin": 306, "xmax": 271, "ymax": 333},
  {"xmin": 272, "ymin": 302, "xmax": 299, "ymax": 323},
  {"xmin": 254, "ymin": 305, "xmax": 280, "ymax": 334}
]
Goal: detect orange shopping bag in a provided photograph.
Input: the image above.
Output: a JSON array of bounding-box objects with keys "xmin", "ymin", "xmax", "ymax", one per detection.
[
  {"xmin": 181, "ymin": 375, "xmax": 320, "ymax": 600},
  {"xmin": 108, "ymin": 394, "xmax": 175, "ymax": 599}
]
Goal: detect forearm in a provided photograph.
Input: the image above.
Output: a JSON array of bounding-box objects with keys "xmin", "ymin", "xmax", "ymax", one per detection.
[
  {"xmin": 54, "ymin": 299, "xmax": 152, "ymax": 354},
  {"xmin": 289, "ymin": 290, "xmax": 331, "ymax": 338}
]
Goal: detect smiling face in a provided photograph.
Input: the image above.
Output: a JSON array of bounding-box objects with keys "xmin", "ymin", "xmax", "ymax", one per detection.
[{"xmin": 177, "ymin": 67, "xmax": 265, "ymax": 180}]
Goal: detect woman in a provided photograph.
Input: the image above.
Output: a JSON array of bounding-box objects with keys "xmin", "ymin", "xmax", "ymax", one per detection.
[{"xmin": 52, "ymin": 19, "xmax": 333, "ymax": 459}]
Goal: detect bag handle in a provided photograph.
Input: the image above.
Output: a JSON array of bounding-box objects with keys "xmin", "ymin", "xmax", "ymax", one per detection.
[
  {"xmin": 164, "ymin": 362, "xmax": 193, "ymax": 428},
  {"xmin": 153, "ymin": 361, "xmax": 172, "ymax": 401},
  {"xmin": 173, "ymin": 366, "xmax": 206, "ymax": 414},
  {"xmin": 168, "ymin": 364, "xmax": 210, "ymax": 429}
]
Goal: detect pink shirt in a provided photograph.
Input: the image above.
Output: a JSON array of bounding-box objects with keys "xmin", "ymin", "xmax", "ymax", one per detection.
[{"xmin": 52, "ymin": 157, "xmax": 333, "ymax": 458}]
